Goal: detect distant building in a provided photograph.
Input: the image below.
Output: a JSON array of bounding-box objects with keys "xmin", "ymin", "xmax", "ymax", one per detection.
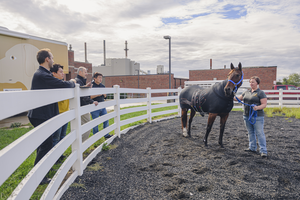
[
  {"xmin": 189, "ymin": 66, "xmax": 277, "ymax": 90},
  {"xmin": 92, "ymin": 58, "xmax": 140, "ymax": 76}
]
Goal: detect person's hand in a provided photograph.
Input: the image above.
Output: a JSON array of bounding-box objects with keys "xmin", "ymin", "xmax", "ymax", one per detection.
[
  {"xmin": 70, "ymin": 79, "xmax": 76, "ymax": 83},
  {"xmin": 253, "ymin": 106, "xmax": 258, "ymax": 111},
  {"xmin": 85, "ymin": 81, "xmax": 92, "ymax": 88},
  {"xmin": 93, "ymin": 101, "xmax": 99, "ymax": 106}
]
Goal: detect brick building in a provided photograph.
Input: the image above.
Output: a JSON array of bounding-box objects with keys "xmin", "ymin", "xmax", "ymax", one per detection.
[
  {"xmin": 189, "ymin": 66, "xmax": 277, "ymax": 90},
  {"xmin": 66, "ymin": 49, "xmax": 93, "ymax": 81},
  {"xmin": 103, "ymin": 74, "xmax": 188, "ymax": 90}
]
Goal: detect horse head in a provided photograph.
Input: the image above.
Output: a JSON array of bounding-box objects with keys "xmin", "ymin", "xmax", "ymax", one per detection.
[{"xmin": 224, "ymin": 63, "xmax": 243, "ymax": 97}]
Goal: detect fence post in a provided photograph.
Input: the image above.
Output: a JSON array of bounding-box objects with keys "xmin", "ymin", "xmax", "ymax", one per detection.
[
  {"xmin": 69, "ymin": 84, "xmax": 84, "ymax": 175},
  {"xmin": 178, "ymin": 87, "xmax": 182, "ymax": 117},
  {"xmin": 114, "ymin": 85, "xmax": 121, "ymax": 138},
  {"xmin": 147, "ymin": 87, "xmax": 152, "ymax": 123},
  {"xmin": 279, "ymin": 89, "xmax": 283, "ymax": 107}
]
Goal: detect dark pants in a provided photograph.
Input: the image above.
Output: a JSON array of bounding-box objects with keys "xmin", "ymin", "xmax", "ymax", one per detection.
[{"xmin": 29, "ymin": 118, "xmax": 53, "ymax": 166}]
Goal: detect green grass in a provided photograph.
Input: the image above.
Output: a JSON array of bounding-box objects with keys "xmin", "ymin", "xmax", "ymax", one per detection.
[
  {"xmin": 0, "ymin": 104, "xmax": 179, "ymax": 200},
  {"xmin": 264, "ymin": 107, "xmax": 300, "ymax": 119}
]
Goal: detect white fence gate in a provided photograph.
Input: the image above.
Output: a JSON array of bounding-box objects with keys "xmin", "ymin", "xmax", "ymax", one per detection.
[{"xmin": 0, "ymin": 85, "xmax": 181, "ymax": 200}]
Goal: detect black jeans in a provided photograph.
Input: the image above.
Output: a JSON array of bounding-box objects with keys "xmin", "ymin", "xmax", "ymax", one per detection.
[{"xmin": 28, "ymin": 118, "xmax": 53, "ymax": 166}]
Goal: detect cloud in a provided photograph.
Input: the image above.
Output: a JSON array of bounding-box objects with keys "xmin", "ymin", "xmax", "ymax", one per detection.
[{"xmin": 0, "ymin": 0, "xmax": 299, "ymax": 80}]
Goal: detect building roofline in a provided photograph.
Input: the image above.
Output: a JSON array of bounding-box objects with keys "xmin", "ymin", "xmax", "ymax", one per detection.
[
  {"xmin": 190, "ymin": 66, "xmax": 277, "ymax": 71},
  {"xmin": 0, "ymin": 27, "xmax": 67, "ymax": 46}
]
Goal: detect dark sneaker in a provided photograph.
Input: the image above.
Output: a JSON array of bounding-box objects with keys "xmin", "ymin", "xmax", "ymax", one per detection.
[
  {"xmin": 40, "ymin": 177, "xmax": 51, "ymax": 185},
  {"xmin": 104, "ymin": 134, "xmax": 112, "ymax": 139},
  {"xmin": 244, "ymin": 148, "xmax": 257, "ymax": 153},
  {"xmin": 261, "ymin": 153, "xmax": 267, "ymax": 158}
]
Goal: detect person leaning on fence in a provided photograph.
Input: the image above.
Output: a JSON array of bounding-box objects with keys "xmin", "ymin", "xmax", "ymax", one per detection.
[
  {"xmin": 75, "ymin": 66, "xmax": 99, "ymax": 142},
  {"xmin": 50, "ymin": 64, "xmax": 69, "ymax": 162},
  {"xmin": 90, "ymin": 72, "xmax": 111, "ymax": 139},
  {"xmin": 235, "ymin": 76, "xmax": 268, "ymax": 158},
  {"xmin": 27, "ymin": 48, "xmax": 76, "ymax": 185}
]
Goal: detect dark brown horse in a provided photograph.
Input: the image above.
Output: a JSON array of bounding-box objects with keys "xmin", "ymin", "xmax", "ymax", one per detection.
[{"xmin": 179, "ymin": 63, "xmax": 243, "ymax": 147}]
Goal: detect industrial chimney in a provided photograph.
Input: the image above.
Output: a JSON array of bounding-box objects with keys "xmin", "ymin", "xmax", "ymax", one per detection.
[
  {"xmin": 124, "ymin": 41, "xmax": 129, "ymax": 58},
  {"xmin": 210, "ymin": 59, "xmax": 212, "ymax": 69}
]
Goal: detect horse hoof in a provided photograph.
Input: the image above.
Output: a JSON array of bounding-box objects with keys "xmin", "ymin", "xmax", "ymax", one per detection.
[{"xmin": 182, "ymin": 128, "xmax": 188, "ymax": 137}]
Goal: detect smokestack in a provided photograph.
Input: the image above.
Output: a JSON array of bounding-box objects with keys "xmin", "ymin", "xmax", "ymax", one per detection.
[
  {"xmin": 103, "ymin": 40, "xmax": 106, "ymax": 66},
  {"xmin": 84, "ymin": 42, "xmax": 88, "ymax": 63},
  {"xmin": 124, "ymin": 40, "xmax": 129, "ymax": 58},
  {"xmin": 210, "ymin": 59, "xmax": 212, "ymax": 69},
  {"xmin": 224, "ymin": 65, "xmax": 226, "ymax": 69}
]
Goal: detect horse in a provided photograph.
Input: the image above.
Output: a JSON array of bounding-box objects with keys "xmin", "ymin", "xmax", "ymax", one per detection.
[{"xmin": 179, "ymin": 63, "xmax": 243, "ymax": 148}]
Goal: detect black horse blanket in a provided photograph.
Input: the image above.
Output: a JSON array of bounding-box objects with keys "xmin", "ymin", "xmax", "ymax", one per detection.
[{"xmin": 180, "ymin": 80, "xmax": 234, "ymax": 115}]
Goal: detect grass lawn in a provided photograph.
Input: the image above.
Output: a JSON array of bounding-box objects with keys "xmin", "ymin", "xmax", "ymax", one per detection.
[{"xmin": 0, "ymin": 104, "xmax": 178, "ymax": 200}]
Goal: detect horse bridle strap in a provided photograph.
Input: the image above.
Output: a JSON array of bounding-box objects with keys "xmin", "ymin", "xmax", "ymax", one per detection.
[{"xmin": 228, "ymin": 71, "xmax": 244, "ymax": 93}]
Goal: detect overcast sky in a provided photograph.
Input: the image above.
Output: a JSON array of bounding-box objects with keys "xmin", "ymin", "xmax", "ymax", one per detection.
[{"xmin": 0, "ymin": 0, "xmax": 299, "ymax": 80}]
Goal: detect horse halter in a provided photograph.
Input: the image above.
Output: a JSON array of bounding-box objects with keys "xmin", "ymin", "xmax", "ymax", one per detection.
[{"xmin": 228, "ymin": 71, "xmax": 244, "ymax": 93}]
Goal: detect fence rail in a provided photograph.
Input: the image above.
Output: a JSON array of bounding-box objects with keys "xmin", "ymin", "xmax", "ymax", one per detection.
[{"xmin": 0, "ymin": 85, "xmax": 181, "ymax": 200}]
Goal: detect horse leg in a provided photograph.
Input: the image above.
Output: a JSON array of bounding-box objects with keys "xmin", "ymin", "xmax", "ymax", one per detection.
[
  {"xmin": 181, "ymin": 108, "xmax": 188, "ymax": 137},
  {"xmin": 187, "ymin": 109, "xmax": 196, "ymax": 137},
  {"xmin": 219, "ymin": 113, "xmax": 229, "ymax": 148},
  {"xmin": 203, "ymin": 113, "xmax": 217, "ymax": 147}
]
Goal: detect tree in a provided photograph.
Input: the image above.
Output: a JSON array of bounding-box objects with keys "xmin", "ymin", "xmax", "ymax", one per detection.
[{"xmin": 282, "ymin": 73, "xmax": 300, "ymax": 86}]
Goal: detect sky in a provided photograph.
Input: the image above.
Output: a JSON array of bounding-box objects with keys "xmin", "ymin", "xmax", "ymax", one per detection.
[{"xmin": 0, "ymin": 0, "xmax": 299, "ymax": 80}]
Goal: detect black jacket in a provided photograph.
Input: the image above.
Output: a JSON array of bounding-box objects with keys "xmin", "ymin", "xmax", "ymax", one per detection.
[
  {"xmin": 28, "ymin": 66, "xmax": 75, "ymax": 120},
  {"xmin": 75, "ymin": 75, "xmax": 94, "ymax": 106},
  {"xmin": 91, "ymin": 81, "xmax": 106, "ymax": 102}
]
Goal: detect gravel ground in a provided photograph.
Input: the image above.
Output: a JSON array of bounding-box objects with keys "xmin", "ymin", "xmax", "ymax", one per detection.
[{"xmin": 61, "ymin": 111, "xmax": 300, "ymax": 199}]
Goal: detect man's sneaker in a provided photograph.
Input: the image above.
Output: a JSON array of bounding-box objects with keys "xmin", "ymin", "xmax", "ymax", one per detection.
[
  {"xmin": 104, "ymin": 134, "xmax": 112, "ymax": 139},
  {"xmin": 244, "ymin": 148, "xmax": 257, "ymax": 153},
  {"xmin": 261, "ymin": 153, "xmax": 267, "ymax": 158}
]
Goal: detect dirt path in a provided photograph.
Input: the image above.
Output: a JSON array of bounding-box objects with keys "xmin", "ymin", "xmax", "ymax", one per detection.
[{"xmin": 61, "ymin": 111, "xmax": 300, "ymax": 199}]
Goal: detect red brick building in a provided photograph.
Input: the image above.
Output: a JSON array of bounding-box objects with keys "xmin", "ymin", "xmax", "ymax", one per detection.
[
  {"xmin": 66, "ymin": 49, "xmax": 93, "ymax": 81},
  {"xmin": 103, "ymin": 74, "xmax": 188, "ymax": 90},
  {"xmin": 189, "ymin": 66, "xmax": 277, "ymax": 90}
]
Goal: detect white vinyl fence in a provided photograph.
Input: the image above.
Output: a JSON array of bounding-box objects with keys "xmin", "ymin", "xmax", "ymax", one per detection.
[{"xmin": 0, "ymin": 85, "xmax": 181, "ymax": 200}]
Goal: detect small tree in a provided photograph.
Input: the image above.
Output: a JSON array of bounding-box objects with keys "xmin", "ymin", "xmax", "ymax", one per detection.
[{"xmin": 282, "ymin": 73, "xmax": 300, "ymax": 86}]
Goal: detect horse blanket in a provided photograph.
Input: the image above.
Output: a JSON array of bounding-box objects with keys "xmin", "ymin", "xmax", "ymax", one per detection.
[{"xmin": 180, "ymin": 80, "xmax": 234, "ymax": 115}]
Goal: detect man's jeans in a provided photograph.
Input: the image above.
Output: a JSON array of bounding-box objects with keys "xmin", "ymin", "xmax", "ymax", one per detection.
[
  {"xmin": 91, "ymin": 108, "xmax": 109, "ymax": 135},
  {"xmin": 243, "ymin": 115, "xmax": 267, "ymax": 154},
  {"xmin": 52, "ymin": 123, "xmax": 68, "ymax": 147}
]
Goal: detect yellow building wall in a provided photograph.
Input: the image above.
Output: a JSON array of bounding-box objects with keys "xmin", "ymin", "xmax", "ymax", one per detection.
[{"xmin": 0, "ymin": 34, "xmax": 68, "ymax": 91}]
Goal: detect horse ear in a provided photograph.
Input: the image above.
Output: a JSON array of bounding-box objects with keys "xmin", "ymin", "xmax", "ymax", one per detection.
[
  {"xmin": 230, "ymin": 63, "xmax": 235, "ymax": 69},
  {"xmin": 238, "ymin": 62, "xmax": 242, "ymax": 71}
]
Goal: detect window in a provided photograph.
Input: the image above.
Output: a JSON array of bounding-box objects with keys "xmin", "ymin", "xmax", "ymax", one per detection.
[
  {"xmin": 277, "ymin": 86, "xmax": 286, "ymax": 90},
  {"xmin": 288, "ymin": 86, "xmax": 297, "ymax": 90}
]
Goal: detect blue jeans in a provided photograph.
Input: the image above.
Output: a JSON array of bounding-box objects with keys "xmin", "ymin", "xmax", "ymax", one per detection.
[
  {"xmin": 52, "ymin": 123, "xmax": 68, "ymax": 147},
  {"xmin": 91, "ymin": 108, "xmax": 109, "ymax": 135},
  {"xmin": 243, "ymin": 115, "xmax": 267, "ymax": 154}
]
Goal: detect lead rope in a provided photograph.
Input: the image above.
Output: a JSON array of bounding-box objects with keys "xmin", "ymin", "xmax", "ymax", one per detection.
[{"xmin": 234, "ymin": 96, "xmax": 257, "ymax": 125}]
